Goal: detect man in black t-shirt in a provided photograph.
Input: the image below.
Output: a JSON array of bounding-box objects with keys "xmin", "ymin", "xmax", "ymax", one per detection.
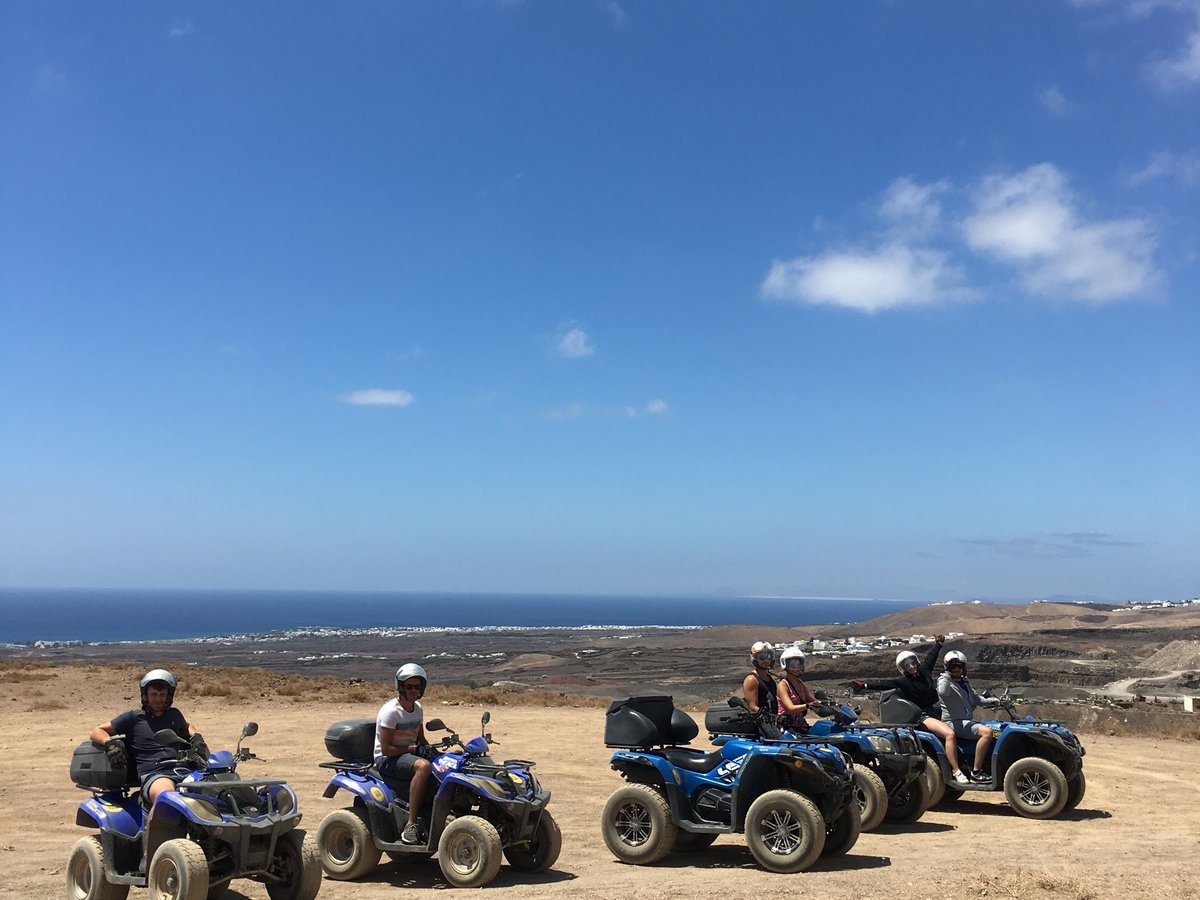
[{"xmin": 89, "ymin": 668, "xmax": 209, "ymax": 804}]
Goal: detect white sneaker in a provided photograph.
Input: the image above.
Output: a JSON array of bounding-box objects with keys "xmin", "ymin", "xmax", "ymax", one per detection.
[{"xmin": 952, "ymin": 770, "xmax": 970, "ymax": 785}]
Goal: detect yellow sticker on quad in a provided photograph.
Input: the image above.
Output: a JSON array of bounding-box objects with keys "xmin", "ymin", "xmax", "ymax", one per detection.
[{"xmin": 369, "ymin": 786, "xmax": 386, "ymax": 802}]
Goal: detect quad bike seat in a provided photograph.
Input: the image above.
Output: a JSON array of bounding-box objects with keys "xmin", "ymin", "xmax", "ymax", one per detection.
[{"xmin": 661, "ymin": 747, "xmax": 725, "ymax": 773}]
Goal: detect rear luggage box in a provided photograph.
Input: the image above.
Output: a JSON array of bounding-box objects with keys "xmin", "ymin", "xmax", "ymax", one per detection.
[
  {"xmin": 324, "ymin": 719, "xmax": 376, "ymax": 763},
  {"xmin": 703, "ymin": 701, "xmax": 760, "ymax": 737},
  {"xmin": 70, "ymin": 741, "xmax": 130, "ymax": 790},
  {"xmin": 604, "ymin": 695, "xmax": 698, "ymax": 749}
]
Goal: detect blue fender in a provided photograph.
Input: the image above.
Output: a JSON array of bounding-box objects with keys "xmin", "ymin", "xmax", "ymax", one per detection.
[
  {"xmin": 77, "ymin": 795, "xmax": 143, "ymax": 839},
  {"xmin": 322, "ymin": 771, "xmax": 395, "ymax": 808}
]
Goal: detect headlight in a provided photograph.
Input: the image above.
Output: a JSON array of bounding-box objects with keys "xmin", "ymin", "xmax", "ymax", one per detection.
[
  {"xmin": 178, "ymin": 797, "xmax": 223, "ymax": 824},
  {"xmin": 267, "ymin": 786, "xmax": 296, "ymax": 816},
  {"xmin": 867, "ymin": 735, "xmax": 896, "ymax": 753}
]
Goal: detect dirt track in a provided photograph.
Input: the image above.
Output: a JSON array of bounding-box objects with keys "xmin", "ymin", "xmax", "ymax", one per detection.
[{"xmin": 5, "ymin": 665, "xmax": 1200, "ymax": 900}]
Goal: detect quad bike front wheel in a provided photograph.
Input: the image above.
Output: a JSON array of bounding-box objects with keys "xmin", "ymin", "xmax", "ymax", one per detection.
[
  {"xmin": 67, "ymin": 836, "xmax": 130, "ymax": 900},
  {"xmin": 852, "ymin": 768, "xmax": 888, "ymax": 832},
  {"xmin": 1003, "ymin": 757, "xmax": 1068, "ymax": 819},
  {"xmin": 503, "ymin": 810, "xmax": 562, "ymax": 873},
  {"xmin": 820, "ymin": 803, "xmax": 861, "ymax": 858},
  {"xmin": 743, "ymin": 789, "xmax": 825, "ymax": 874},
  {"xmin": 437, "ymin": 815, "xmax": 503, "ymax": 888},
  {"xmin": 317, "ymin": 808, "xmax": 382, "ymax": 880},
  {"xmin": 265, "ymin": 829, "xmax": 321, "ymax": 900},
  {"xmin": 601, "ymin": 783, "xmax": 678, "ymax": 865},
  {"xmin": 148, "ymin": 838, "xmax": 209, "ymax": 900}
]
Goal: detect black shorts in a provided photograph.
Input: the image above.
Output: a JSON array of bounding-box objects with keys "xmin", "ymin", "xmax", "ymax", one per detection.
[
  {"xmin": 377, "ymin": 753, "xmax": 420, "ymax": 784},
  {"xmin": 140, "ymin": 762, "xmax": 190, "ymax": 795}
]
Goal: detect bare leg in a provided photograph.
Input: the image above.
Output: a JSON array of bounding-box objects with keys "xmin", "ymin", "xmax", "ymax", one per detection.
[
  {"xmin": 924, "ymin": 717, "xmax": 960, "ymax": 772},
  {"xmin": 973, "ymin": 725, "xmax": 994, "ymax": 772},
  {"xmin": 407, "ymin": 758, "xmax": 431, "ymax": 827}
]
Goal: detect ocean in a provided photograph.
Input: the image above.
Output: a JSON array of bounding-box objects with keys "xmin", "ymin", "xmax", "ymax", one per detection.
[{"xmin": 0, "ymin": 588, "xmax": 922, "ymax": 645}]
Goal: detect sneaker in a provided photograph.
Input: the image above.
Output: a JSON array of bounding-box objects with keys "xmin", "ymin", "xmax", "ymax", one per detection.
[
  {"xmin": 970, "ymin": 769, "xmax": 989, "ymax": 782},
  {"xmin": 952, "ymin": 770, "xmax": 971, "ymax": 785},
  {"xmin": 400, "ymin": 823, "xmax": 421, "ymax": 845}
]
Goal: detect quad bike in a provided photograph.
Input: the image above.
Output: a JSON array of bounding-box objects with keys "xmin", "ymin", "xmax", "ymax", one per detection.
[
  {"xmin": 601, "ymin": 695, "xmax": 859, "ymax": 874},
  {"xmin": 804, "ymin": 692, "xmax": 928, "ymax": 829},
  {"xmin": 317, "ymin": 711, "xmax": 559, "ymax": 888},
  {"xmin": 68, "ymin": 721, "xmax": 320, "ymax": 900},
  {"xmin": 878, "ymin": 686, "xmax": 1086, "ymax": 819}
]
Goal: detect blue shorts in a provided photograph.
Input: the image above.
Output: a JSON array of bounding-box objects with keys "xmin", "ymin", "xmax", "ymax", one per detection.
[{"xmin": 949, "ymin": 720, "xmax": 987, "ymax": 741}]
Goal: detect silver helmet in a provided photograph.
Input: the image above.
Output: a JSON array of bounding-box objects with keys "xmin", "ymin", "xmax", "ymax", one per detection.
[
  {"xmin": 139, "ymin": 668, "xmax": 177, "ymax": 708},
  {"xmin": 895, "ymin": 651, "xmax": 919, "ymax": 674},
  {"xmin": 395, "ymin": 663, "xmax": 428, "ymax": 698}
]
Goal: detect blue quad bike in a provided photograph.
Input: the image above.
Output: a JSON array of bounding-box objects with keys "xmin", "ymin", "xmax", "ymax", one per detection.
[
  {"xmin": 600, "ymin": 695, "xmax": 860, "ymax": 874},
  {"xmin": 878, "ymin": 686, "xmax": 1087, "ymax": 819},
  {"xmin": 68, "ymin": 722, "xmax": 320, "ymax": 900},
  {"xmin": 804, "ymin": 693, "xmax": 929, "ymax": 830},
  {"xmin": 316, "ymin": 711, "xmax": 560, "ymax": 889}
]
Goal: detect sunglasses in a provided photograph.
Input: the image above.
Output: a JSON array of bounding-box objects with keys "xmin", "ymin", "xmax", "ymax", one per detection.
[{"xmin": 402, "ymin": 681, "xmax": 424, "ymax": 691}]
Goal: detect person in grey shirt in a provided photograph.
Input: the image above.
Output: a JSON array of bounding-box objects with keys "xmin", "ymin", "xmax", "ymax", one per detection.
[{"xmin": 937, "ymin": 651, "xmax": 1001, "ymax": 782}]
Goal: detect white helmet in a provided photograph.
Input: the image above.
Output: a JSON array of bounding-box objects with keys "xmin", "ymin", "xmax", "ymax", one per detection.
[
  {"xmin": 750, "ymin": 641, "xmax": 775, "ymax": 666},
  {"xmin": 943, "ymin": 650, "xmax": 967, "ymax": 670},
  {"xmin": 780, "ymin": 645, "xmax": 806, "ymax": 673},
  {"xmin": 895, "ymin": 651, "xmax": 919, "ymax": 674},
  {"xmin": 140, "ymin": 668, "xmax": 177, "ymax": 708},
  {"xmin": 395, "ymin": 663, "xmax": 428, "ymax": 697}
]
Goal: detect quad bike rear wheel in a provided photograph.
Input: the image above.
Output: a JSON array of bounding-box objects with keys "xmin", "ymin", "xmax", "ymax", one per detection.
[
  {"xmin": 148, "ymin": 838, "xmax": 209, "ymax": 900},
  {"xmin": 67, "ymin": 836, "xmax": 130, "ymax": 900},
  {"xmin": 744, "ymin": 789, "xmax": 825, "ymax": 874},
  {"xmin": 601, "ymin": 783, "xmax": 678, "ymax": 865},
  {"xmin": 852, "ymin": 768, "xmax": 888, "ymax": 832},
  {"xmin": 885, "ymin": 772, "xmax": 928, "ymax": 824},
  {"xmin": 820, "ymin": 803, "xmax": 861, "ymax": 858},
  {"xmin": 921, "ymin": 755, "xmax": 945, "ymax": 808},
  {"xmin": 1003, "ymin": 757, "xmax": 1068, "ymax": 819},
  {"xmin": 317, "ymin": 808, "xmax": 382, "ymax": 880},
  {"xmin": 1063, "ymin": 769, "xmax": 1087, "ymax": 812},
  {"xmin": 437, "ymin": 815, "xmax": 503, "ymax": 888},
  {"xmin": 265, "ymin": 829, "xmax": 321, "ymax": 900},
  {"xmin": 503, "ymin": 810, "xmax": 562, "ymax": 872}
]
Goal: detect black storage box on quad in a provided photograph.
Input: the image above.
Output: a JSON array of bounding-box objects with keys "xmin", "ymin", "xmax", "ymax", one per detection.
[
  {"xmin": 70, "ymin": 741, "xmax": 130, "ymax": 789},
  {"xmin": 324, "ymin": 719, "xmax": 376, "ymax": 763},
  {"xmin": 604, "ymin": 695, "xmax": 699, "ymax": 748},
  {"xmin": 704, "ymin": 701, "xmax": 760, "ymax": 737}
]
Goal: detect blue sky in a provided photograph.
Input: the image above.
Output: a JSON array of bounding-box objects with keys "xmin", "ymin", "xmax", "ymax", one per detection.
[{"xmin": 2, "ymin": 1, "xmax": 1197, "ymax": 603}]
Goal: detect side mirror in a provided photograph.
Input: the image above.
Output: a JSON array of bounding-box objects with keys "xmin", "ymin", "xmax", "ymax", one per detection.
[
  {"xmin": 814, "ymin": 690, "xmax": 829, "ymax": 702},
  {"xmin": 154, "ymin": 728, "xmax": 188, "ymax": 747},
  {"xmin": 425, "ymin": 718, "xmax": 446, "ymax": 732},
  {"xmin": 481, "ymin": 711, "xmax": 491, "ymax": 728},
  {"xmin": 242, "ymin": 722, "xmax": 259, "ymax": 738}
]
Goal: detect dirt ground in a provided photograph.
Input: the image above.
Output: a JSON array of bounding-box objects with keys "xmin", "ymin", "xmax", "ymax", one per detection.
[{"xmin": 5, "ymin": 664, "xmax": 1200, "ymax": 900}]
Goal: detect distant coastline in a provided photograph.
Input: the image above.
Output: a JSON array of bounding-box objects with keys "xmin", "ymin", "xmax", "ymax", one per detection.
[{"xmin": 0, "ymin": 587, "xmax": 925, "ymax": 645}]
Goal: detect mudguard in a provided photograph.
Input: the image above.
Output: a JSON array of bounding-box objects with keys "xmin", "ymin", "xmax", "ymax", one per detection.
[
  {"xmin": 76, "ymin": 795, "xmax": 143, "ymax": 838},
  {"xmin": 322, "ymin": 770, "xmax": 396, "ymax": 808}
]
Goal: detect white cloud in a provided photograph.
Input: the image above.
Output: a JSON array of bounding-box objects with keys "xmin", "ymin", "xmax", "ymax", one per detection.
[
  {"xmin": 1037, "ymin": 84, "xmax": 1073, "ymax": 116},
  {"xmin": 643, "ymin": 399, "xmax": 671, "ymax": 417},
  {"xmin": 340, "ymin": 388, "xmax": 415, "ymax": 407},
  {"xmin": 555, "ymin": 326, "xmax": 595, "ymax": 359},
  {"xmin": 762, "ymin": 243, "xmax": 966, "ymax": 313},
  {"xmin": 603, "ymin": 2, "xmax": 628, "ymax": 27},
  {"xmin": 169, "ymin": 22, "xmax": 195, "ymax": 38},
  {"xmin": 1125, "ymin": 148, "xmax": 1200, "ymax": 187},
  {"xmin": 963, "ymin": 163, "xmax": 1158, "ymax": 302},
  {"xmin": 1146, "ymin": 22, "xmax": 1200, "ymax": 89},
  {"xmin": 879, "ymin": 177, "xmax": 949, "ymax": 239}
]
